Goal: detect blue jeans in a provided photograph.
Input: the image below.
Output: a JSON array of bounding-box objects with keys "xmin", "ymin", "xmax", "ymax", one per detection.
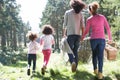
[
  {"xmin": 67, "ymin": 35, "xmax": 81, "ymax": 67},
  {"xmin": 90, "ymin": 39, "xmax": 105, "ymax": 73},
  {"xmin": 27, "ymin": 54, "xmax": 36, "ymax": 70}
]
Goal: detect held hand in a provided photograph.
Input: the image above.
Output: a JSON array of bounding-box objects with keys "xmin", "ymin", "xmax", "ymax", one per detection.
[
  {"xmin": 107, "ymin": 40, "xmax": 113, "ymax": 44},
  {"xmin": 80, "ymin": 36, "xmax": 84, "ymax": 41},
  {"xmin": 80, "ymin": 40, "xmax": 84, "ymax": 43},
  {"xmin": 80, "ymin": 38, "xmax": 84, "ymax": 43},
  {"xmin": 63, "ymin": 35, "xmax": 67, "ymax": 38},
  {"xmin": 80, "ymin": 38, "xmax": 83, "ymax": 41}
]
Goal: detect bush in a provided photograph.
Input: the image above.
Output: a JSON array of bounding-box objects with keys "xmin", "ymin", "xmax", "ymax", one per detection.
[{"xmin": 0, "ymin": 48, "xmax": 27, "ymax": 65}]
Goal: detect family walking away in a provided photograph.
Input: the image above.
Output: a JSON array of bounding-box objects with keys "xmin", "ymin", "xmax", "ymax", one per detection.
[
  {"xmin": 63, "ymin": 0, "xmax": 85, "ymax": 72},
  {"xmin": 26, "ymin": 0, "xmax": 113, "ymax": 79},
  {"xmin": 40, "ymin": 25, "xmax": 55, "ymax": 75},
  {"xmin": 26, "ymin": 31, "xmax": 40, "ymax": 76},
  {"xmin": 81, "ymin": 2, "xmax": 112, "ymax": 80}
]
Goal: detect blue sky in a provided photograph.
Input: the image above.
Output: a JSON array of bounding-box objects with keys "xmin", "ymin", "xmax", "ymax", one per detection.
[{"xmin": 16, "ymin": 0, "xmax": 47, "ymax": 33}]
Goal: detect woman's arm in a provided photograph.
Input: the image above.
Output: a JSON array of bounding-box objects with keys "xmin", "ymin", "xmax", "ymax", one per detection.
[
  {"xmin": 81, "ymin": 19, "xmax": 90, "ymax": 40},
  {"xmin": 63, "ymin": 11, "xmax": 68, "ymax": 37},
  {"xmin": 104, "ymin": 16, "xmax": 112, "ymax": 40}
]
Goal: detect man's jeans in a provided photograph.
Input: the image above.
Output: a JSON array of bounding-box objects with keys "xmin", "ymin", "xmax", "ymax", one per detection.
[{"xmin": 67, "ymin": 35, "xmax": 81, "ymax": 67}]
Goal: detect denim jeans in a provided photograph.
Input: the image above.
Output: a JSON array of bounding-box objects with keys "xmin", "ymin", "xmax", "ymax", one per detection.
[
  {"xmin": 27, "ymin": 54, "xmax": 36, "ymax": 70},
  {"xmin": 90, "ymin": 39, "xmax": 105, "ymax": 73},
  {"xmin": 67, "ymin": 35, "xmax": 81, "ymax": 67}
]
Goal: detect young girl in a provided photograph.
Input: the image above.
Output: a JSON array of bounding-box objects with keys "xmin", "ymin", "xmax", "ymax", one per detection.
[
  {"xmin": 26, "ymin": 31, "xmax": 40, "ymax": 75},
  {"xmin": 40, "ymin": 25, "xmax": 55, "ymax": 75}
]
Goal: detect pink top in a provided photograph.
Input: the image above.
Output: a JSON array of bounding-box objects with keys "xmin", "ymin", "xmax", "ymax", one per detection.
[{"xmin": 82, "ymin": 14, "xmax": 112, "ymax": 40}]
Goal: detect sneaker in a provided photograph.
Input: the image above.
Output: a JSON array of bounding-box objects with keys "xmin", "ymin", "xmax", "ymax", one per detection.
[
  {"xmin": 41, "ymin": 68, "xmax": 45, "ymax": 75},
  {"xmin": 27, "ymin": 69, "xmax": 30, "ymax": 76},
  {"xmin": 71, "ymin": 62, "xmax": 76, "ymax": 72},
  {"xmin": 43, "ymin": 66, "xmax": 47, "ymax": 69}
]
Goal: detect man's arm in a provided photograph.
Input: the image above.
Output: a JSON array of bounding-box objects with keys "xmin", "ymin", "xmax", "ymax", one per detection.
[
  {"xmin": 63, "ymin": 28, "xmax": 67, "ymax": 37},
  {"xmin": 80, "ymin": 14, "xmax": 85, "ymax": 36}
]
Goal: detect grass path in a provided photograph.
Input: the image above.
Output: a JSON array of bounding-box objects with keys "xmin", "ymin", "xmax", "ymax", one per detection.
[{"xmin": 0, "ymin": 52, "xmax": 120, "ymax": 80}]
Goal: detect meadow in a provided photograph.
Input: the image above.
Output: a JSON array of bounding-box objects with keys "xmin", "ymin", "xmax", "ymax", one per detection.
[{"xmin": 0, "ymin": 50, "xmax": 120, "ymax": 80}]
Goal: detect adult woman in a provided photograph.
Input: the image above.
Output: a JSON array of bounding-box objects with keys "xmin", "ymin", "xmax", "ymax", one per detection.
[
  {"xmin": 81, "ymin": 2, "xmax": 112, "ymax": 80},
  {"xmin": 63, "ymin": 0, "xmax": 85, "ymax": 72}
]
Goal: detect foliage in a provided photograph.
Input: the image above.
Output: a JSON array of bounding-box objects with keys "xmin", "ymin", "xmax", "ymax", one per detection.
[
  {"xmin": 0, "ymin": 47, "xmax": 27, "ymax": 65},
  {"xmin": 0, "ymin": 0, "xmax": 30, "ymax": 51},
  {"xmin": 40, "ymin": 0, "xmax": 120, "ymax": 51},
  {"xmin": 99, "ymin": 0, "xmax": 120, "ymax": 41},
  {"xmin": 40, "ymin": 0, "xmax": 70, "ymax": 50}
]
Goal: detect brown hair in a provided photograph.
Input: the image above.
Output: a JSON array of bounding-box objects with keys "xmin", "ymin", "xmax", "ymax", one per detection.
[
  {"xmin": 70, "ymin": 0, "xmax": 86, "ymax": 14},
  {"xmin": 89, "ymin": 2, "xmax": 99, "ymax": 15},
  {"xmin": 26, "ymin": 31, "xmax": 38, "ymax": 41},
  {"xmin": 42, "ymin": 25, "xmax": 54, "ymax": 35}
]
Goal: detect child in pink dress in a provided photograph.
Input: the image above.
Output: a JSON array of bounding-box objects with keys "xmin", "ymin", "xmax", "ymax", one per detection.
[{"xmin": 40, "ymin": 25, "xmax": 55, "ymax": 75}]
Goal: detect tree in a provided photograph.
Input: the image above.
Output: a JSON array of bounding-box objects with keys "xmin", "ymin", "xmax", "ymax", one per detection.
[
  {"xmin": 40, "ymin": 0, "xmax": 70, "ymax": 51},
  {"xmin": 40, "ymin": 0, "xmax": 120, "ymax": 52},
  {"xmin": 99, "ymin": 0, "xmax": 120, "ymax": 40},
  {"xmin": 0, "ymin": 0, "xmax": 30, "ymax": 51}
]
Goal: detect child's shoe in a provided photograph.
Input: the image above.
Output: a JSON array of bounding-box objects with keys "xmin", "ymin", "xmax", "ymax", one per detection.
[
  {"xmin": 71, "ymin": 62, "xmax": 76, "ymax": 72},
  {"xmin": 41, "ymin": 68, "xmax": 45, "ymax": 75},
  {"xmin": 32, "ymin": 70, "xmax": 36, "ymax": 73},
  {"xmin": 27, "ymin": 69, "xmax": 30, "ymax": 76},
  {"xmin": 43, "ymin": 66, "xmax": 47, "ymax": 69}
]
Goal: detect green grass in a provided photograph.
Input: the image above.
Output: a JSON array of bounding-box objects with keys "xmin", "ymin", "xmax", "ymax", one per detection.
[{"xmin": 0, "ymin": 51, "xmax": 120, "ymax": 80}]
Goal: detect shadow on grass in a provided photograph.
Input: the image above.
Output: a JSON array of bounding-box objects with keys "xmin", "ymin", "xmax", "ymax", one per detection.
[
  {"xmin": 26, "ymin": 69, "xmax": 113, "ymax": 80},
  {"xmin": 72, "ymin": 70, "xmax": 113, "ymax": 80},
  {"xmin": 30, "ymin": 71, "xmax": 52, "ymax": 80},
  {"xmin": 72, "ymin": 70, "xmax": 95, "ymax": 80},
  {"xmin": 30, "ymin": 72, "xmax": 42, "ymax": 78},
  {"xmin": 104, "ymin": 76, "xmax": 113, "ymax": 80},
  {"xmin": 30, "ymin": 68, "xmax": 71, "ymax": 80},
  {"xmin": 49, "ymin": 69, "xmax": 70, "ymax": 80},
  {"xmin": 115, "ymin": 73, "xmax": 120, "ymax": 80}
]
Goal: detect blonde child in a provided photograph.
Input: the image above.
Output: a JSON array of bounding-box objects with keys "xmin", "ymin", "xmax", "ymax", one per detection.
[{"xmin": 26, "ymin": 31, "xmax": 40, "ymax": 75}]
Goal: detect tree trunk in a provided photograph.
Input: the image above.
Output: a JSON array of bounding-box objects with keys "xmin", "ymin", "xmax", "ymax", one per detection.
[
  {"xmin": 24, "ymin": 31, "xmax": 27, "ymax": 47},
  {"xmin": 6, "ymin": 30, "xmax": 9, "ymax": 47},
  {"xmin": 13, "ymin": 26, "xmax": 17, "ymax": 51},
  {"xmin": 1, "ymin": 29, "xmax": 6, "ymax": 51},
  {"xmin": 56, "ymin": 28, "xmax": 60, "ymax": 52}
]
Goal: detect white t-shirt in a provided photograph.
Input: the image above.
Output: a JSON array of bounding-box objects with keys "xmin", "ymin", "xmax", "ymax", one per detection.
[
  {"xmin": 27, "ymin": 41, "xmax": 40, "ymax": 54},
  {"xmin": 40, "ymin": 34, "xmax": 54, "ymax": 50}
]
